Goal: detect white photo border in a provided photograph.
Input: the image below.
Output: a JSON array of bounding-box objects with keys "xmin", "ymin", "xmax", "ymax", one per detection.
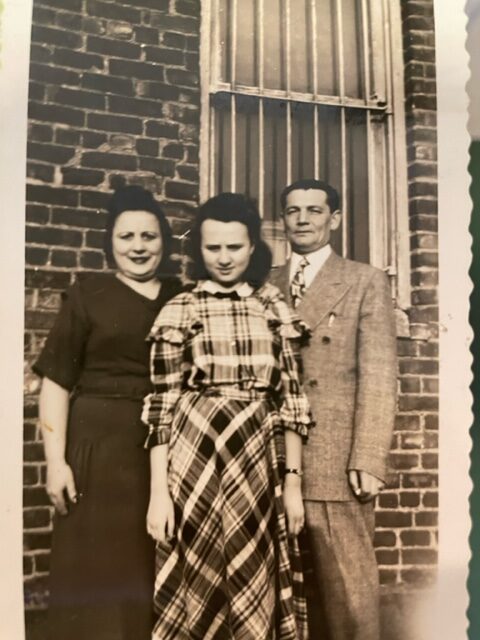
[
  {"xmin": 0, "ymin": 0, "xmax": 472, "ymax": 637},
  {"xmin": 0, "ymin": 0, "xmax": 32, "ymax": 638}
]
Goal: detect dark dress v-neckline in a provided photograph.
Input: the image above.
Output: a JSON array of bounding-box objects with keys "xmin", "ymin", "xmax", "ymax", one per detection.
[{"xmin": 112, "ymin": 274, "xmax": 165, "ymax": 306}]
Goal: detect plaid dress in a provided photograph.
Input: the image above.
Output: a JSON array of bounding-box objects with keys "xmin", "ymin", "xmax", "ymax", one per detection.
[{"xmin": 142, "ymin": 281, "xmax": 314, "ymax": 640}]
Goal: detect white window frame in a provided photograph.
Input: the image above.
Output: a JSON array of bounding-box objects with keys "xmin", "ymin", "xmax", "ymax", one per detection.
[{"xmin": 199, "ymin": 0, "xmax": 410, "ymax": 311}]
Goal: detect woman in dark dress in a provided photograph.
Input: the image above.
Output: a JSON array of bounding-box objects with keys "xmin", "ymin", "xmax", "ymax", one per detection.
[{"xmin": 33, "ymin": 185, "xmax": 183, "ymax": 640}]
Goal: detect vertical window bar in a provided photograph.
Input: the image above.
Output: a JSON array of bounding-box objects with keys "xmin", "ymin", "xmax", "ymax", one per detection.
[
  {"xmin": 384, "ymin": 0, "xmax": 397, "ymax": 286},
  {"xmin": 383, "ymin": 0, "xmax": 393, "ymax": 107},
  {"xmin": 310, "ymin": 0, "xmax": 319, "ymax": 96},
  {"xmin": 382, "ymin": 121, "xmax": 392, "ymax": 271},
  {"xmin": 258, "ymin": 0, "xmax": 264, "ymax": 90},
  {"xmin": 285, "ymin": 0, "xmax": 291, "ymax": 94},
  {"xmin": 209, "ymin": 104, "xmax": 216, "ymax": 196},
  {"xmin": 285, "ymin": 0, "xmax": 292, "ymax": 184},
  {"xmin": 366, "ymin": 113, "xmax": 378, "ymax": 265},
  {"xmin": 368, "ymin": 0, "xmax": 387, "ymax": 104},
  {"xmin": 230, "ymin": 94, "xmax": 237, "ymax": 191},
  {"xmin": 311, "ymin": 0, "xmax": 319, "ymax": 178},
  {"xmin": 287, "ymin": 102, "xmax": 292, "ymax": 185},
  {"xmin": 361, "ymin": 0, "xmax": 371, "ymax": 101},
  {"xmin": 199, "ymin": 0, "xmax": 213, "ymax": 201},
  {"xmin": 365, "ymin": 0, "xmax": 376, "ymax": 267},
  {"xmin": 212, "ymin": 0, "xmax": 221, "ymax": 86},
  {"xmin": 206, "ymin": 0, "xmax": 221, "ymax": 198},
  {"xmin": 340, "ymin": 108, "xmax": 348, "ymax": 256},
  {"xmin": 230, "ymin": 0, "xmax": 237, "ymax": 191},
  {"xmin": 386, "ymin": 0, "xmax": 411, "ymax": 308},
  {"xmin": 386, "ymin": 114, "xmax": 397, "ymax": 293},
  {"xmin": 258, "ymin": 0, "xmax": 265, "ymax": 217},
  {"xmin": 337, "ymin": 0, "xmax": 347, "ymax": 258},
  {"xmin": 230, "ymin": 0, "xmax": 238, "ymax": 87},
  {"xmin": 259, "ymin": 100, "xmax": 265, "ymax": 217},
  {"xmin": 335, "ymin": 0, "xmax": 346, "ymax": 100}
]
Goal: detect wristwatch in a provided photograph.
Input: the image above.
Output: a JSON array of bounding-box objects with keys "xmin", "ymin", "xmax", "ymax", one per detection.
[{"xmin": 284, "ymin": 468, "xmax": 304, "ymax": 477}]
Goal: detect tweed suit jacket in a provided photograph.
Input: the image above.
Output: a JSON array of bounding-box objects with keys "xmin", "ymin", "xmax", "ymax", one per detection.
[{"xmin": 270, "ymin": 250, "xmax": 397, "ymax": 501}]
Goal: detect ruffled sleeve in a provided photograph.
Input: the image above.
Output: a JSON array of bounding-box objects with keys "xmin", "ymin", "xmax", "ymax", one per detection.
[
  {"xmin": 260, "ymin": 284, "xmax": 315, "ymax": 440},
  {"xmin": 32, "ymin": 279, "xmax": 90, "ymax": 391},
  {"xmin": 141, "ymin": 292, "xmax": 193, "ymax": 448}
]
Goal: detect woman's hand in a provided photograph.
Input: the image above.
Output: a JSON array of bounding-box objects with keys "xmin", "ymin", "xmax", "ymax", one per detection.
[
  {"xmin": 283, "ymin": 475, "xmax": 304, "ymax": 536},
  {"xmin": 147, "ymin": 490, "xmax": 175, "ymax": 543},
  {"xmin": 46, "ymin": 460, "xmax": 77, "ymax": 516}
]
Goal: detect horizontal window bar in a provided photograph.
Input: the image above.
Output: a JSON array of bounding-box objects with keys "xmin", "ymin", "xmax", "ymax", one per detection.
[{"xmin": 209, "ymin": 83, "xmax": 389, "ymax": 111}]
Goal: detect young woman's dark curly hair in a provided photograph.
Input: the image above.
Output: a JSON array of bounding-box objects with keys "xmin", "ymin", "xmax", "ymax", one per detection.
[
  {"xmin": 189, "ymin": 193, "xmax": 272, "ymax": 288},
  {"xmin": 104, "ymin": 185, "xmax": 174, "ymax": 275}
]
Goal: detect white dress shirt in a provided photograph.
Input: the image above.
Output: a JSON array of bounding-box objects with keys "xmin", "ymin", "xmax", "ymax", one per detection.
[{"xmin": 289, "ymin": 244, "xmax": 332, "ymax": 289}]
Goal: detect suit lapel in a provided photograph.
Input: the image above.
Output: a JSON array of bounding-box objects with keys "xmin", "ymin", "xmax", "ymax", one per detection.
[{"xmin": 297, "ymin": 252, "xmax": 351, "ymax": 329}]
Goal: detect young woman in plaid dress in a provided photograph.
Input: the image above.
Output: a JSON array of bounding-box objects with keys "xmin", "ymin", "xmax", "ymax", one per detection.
[{"xmin": 142, "ymin": 193, "xmax": 314, "ymax": 639}]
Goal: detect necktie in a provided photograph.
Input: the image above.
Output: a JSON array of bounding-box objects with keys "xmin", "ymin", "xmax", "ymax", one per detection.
[{"xmin": 290, "ymin": 257, "xmax": 309, "ymax": 308}]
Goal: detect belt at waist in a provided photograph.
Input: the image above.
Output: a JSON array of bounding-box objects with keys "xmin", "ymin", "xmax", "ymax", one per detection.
[
  {"xmin": 74, "ymin": 381, "xmax": 151, "ymax": 400},
  {"xmin": 187, "ymin": 385, "xmax": 271, "ymax": 402}
]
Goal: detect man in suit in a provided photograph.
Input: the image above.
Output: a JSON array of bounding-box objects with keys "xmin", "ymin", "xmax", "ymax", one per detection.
[{"xmin": 270, "ymin": 179, "xmax": 397, "ymax": 640}]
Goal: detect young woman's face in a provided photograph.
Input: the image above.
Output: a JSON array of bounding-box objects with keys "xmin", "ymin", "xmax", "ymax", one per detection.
[
  {"xmin": 112, "ymin": 210, "xmax": 163, "ymax": 281},
  {"xmin": 200, "ymin": 219, "xmax": 254, "ymax": 287}
]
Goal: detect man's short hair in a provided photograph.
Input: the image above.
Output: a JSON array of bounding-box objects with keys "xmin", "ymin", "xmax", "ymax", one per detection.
[{"xmin": 280, "ymin": 179, "xmax": 340, "ymax": 213}]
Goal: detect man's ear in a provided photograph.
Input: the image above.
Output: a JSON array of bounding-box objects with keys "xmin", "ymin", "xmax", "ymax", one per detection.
[{"xmin": 330, "ymin": 210, "xmax": 342, "ymax": 231}]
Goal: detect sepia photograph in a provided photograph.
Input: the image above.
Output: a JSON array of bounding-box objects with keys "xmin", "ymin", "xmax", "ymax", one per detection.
[{"xmin": 0, "ymin": 0, "xmax": 472, "ymax": 638}]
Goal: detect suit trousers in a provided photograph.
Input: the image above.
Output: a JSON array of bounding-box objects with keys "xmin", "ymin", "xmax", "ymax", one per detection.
[{"xmin": 303, "ymin": 500, "xmax": 380, "ymax": 640}]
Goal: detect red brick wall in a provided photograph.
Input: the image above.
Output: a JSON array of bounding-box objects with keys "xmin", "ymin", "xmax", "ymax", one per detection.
[
  {"xmin": 23, "ymin": 0, "xmax": 438, "ymax": 612},
  {"xmin": 374, "ymin": 0, "xmax": 438, "ymax": 591},
  {"xmin": 23, "ymin": 0, "xmax": 200, "ymax": 609}
]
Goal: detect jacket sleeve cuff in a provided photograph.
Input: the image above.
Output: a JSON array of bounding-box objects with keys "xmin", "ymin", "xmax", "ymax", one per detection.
[{"xmin": 347, "ymin": 452, "xmax": 388, "ymax": 483}]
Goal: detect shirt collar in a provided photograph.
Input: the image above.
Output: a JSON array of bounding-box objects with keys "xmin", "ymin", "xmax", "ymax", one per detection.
[
  {"xmin": 290, "ymin": 244, "xmax": 332, "ymax": 278},
  {"xmin": 198, "ymin": 280, "xmax": 254, "ymax": 298}
]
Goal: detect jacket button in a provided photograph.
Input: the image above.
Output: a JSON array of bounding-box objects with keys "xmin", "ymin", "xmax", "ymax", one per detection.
[
  {"xmin": 308, "ymin": 379, "xmax": 318, "ymax": 388},
  {"xmin": 322, "ymin": 336, "xmax": 331, "ymax": 344}
]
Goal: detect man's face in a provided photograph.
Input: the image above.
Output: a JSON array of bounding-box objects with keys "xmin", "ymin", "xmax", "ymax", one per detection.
[{"xmin": 282, "ymin": 188, "xmax": 341, "ymax": 255}]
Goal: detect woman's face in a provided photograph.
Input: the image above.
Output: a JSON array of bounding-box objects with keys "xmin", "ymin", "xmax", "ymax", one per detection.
[
  {"xmin": 112, "ymin": 210, "xmax": 163, "ymax": 281},
  {"xmin": 200, "ymin": 219, "xmax": 254, "ymax": 287}
]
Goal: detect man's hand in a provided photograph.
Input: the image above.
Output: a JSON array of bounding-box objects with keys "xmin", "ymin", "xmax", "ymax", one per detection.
[{"xmin": 348, "ymin": 469, "xmax": 384, "ymax": 502}]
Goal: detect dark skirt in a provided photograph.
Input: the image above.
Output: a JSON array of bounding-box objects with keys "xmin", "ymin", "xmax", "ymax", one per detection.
[{"xmin": 47, "ymin": 395, "xmax": 155, "ymax": 640}]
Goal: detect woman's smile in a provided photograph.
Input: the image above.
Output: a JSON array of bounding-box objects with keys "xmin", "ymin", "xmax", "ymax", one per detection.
[{"xmin": 112, "ymin": 210, "xmax": 163, "ymax": 282}]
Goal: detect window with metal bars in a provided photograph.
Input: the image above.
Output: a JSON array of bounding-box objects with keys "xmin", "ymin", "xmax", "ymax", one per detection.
[{"xmin": 199, "ymin": 0, "xmax": 410, "ymax": 309}]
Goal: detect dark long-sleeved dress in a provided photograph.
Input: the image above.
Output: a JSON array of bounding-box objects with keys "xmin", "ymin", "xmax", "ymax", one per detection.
[
  {"xmin": 142, "ymin": 280, "xmax": 314, "ymax": 640},
  {"xmin": 33, "ymin": 272, "xmax": 182, "ymax": 640}
]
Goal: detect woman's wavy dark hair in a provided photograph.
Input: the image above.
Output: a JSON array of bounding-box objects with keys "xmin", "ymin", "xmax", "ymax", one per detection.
[
  {"xmin": 104, "ymin": 185, "xmax": 174, "ymax": 275},
  {"xmin": 189, "ymin": 192, "xmax": 272, "ymax": 288}
]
